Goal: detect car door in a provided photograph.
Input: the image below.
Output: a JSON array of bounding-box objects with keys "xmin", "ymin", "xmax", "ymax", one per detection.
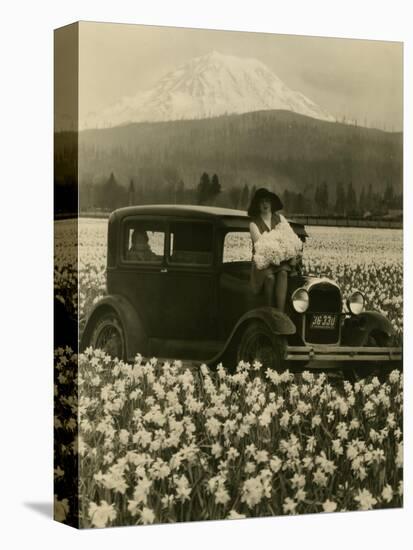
[
  {"xmin": 113, "ymin": 216, "xmax": 167, "ymax": 338},
  {"xmin": 159, "ymin": 219, "xmax": 219, "ymax": 340}
]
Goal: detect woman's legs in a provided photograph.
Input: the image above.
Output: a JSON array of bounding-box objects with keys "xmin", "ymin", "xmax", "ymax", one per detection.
[
  {"xmin": 263, "ymin": 274, "xmax": 275, "ymax": 306},
  {"xmin": 275, "ymin": 270, "xmax": 288, "ymax": 311},
  {"xmin": 263, "ymin": 271, "xmax": 288, "ymax": 310}
]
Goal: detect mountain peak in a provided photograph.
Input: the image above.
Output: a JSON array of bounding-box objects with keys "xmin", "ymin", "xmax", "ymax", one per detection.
[{"xmin": 82, "ymin": 52, "xmax": 334, "ymax": 129}]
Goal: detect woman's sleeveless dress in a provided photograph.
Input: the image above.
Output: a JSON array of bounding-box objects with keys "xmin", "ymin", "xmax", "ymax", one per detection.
[{"xmin": 250, "ymin": 213, "xmax": 292, "ymax": 295}]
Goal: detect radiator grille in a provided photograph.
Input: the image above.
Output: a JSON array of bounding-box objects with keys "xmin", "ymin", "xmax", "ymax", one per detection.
[{"xmin": 305, "ymin": 283, "xmax": 341, "ymax": 344}]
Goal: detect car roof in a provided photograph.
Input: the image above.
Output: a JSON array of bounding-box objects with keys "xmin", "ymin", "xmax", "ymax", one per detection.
[
  {"xmin": 113, "ymin": 204, "xmax": 248, "ymax": 219},
  {"xmin": 112, "ymin": 204, "xmax": 248, "ymax": 228},
  {"xmin": 112, "ymin": 204, "xmax": 308, "ymax": 235}
]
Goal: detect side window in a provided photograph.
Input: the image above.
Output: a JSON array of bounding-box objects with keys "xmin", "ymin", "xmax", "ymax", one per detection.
[
  {"xmin": 169, "ymin": 222, "xmax": 213, "ymax": 265},
  {"xmin": 123, "ymin": 220, "xmax": 165, "ymax": 264},
  {"xmin": 223, "ymin": 231, "xmax": 252, "ymax": 263}
]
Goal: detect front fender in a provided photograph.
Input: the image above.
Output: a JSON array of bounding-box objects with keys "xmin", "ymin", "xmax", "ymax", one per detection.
[
  {"xmin": 80, "ymin": 294, "xmax": 148, "ymax": 360},
  {"xmin": 209, "ymin": 306, "xmax": 295, "ymax": 366},
  {"xmin": 342, "ymin": 310, "xmax": 395, "ymax": 346},
  {"xmin": 238, "ymin": 307, "xmax": 297, "ymax": 336}
]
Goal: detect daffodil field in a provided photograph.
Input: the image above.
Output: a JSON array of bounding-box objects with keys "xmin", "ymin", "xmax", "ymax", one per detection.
[{"xmin": 54, "ymin": 219, "xmax": 403, "ymax": 527}]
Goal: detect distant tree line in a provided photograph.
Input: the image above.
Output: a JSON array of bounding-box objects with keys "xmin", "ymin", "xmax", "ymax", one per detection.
[
  {"xmin": 77, "ymin": 169, "xmax": 402, "ymax": 220},
  {"xmin": 304, "ymin": 180, "xmax": 402, "ymax": 217},
  {"xmin": 196, "ymin": 173, "xmax": 221, "ymax": 204}
]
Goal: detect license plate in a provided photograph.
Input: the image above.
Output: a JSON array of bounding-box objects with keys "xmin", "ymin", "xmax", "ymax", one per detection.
[{"xmin": 310, "ymin": 313, "xmax": 337, "ymax": 330}]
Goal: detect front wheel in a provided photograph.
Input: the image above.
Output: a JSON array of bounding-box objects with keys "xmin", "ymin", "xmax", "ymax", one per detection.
[
  {"xmin": 343, "ymin": 332, "xmax": 393, "ymax": 383},
  {"xmin": 89, "ymin": 312, "xmax": 126, "ymax": 360},
  {"xmin": 237, "ymin": 321, "xmax": 286, "ymax": 371}
]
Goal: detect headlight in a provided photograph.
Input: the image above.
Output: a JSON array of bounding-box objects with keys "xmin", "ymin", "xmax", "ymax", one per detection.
[
  {"xmin": 347, "ymin": 291, "xmax": 364, "ymax": 315},
  {"xmin": 292, "ymin": 288, "xmax": 309, "ymax": 313}
]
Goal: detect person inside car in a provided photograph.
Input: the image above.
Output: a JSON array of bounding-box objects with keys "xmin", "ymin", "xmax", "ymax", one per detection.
[{"xmin": 127, "ymin": 229, "xmax": 158, "ymax": 262}]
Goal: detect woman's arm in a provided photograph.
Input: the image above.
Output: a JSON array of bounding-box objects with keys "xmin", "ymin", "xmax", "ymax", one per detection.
[{"xmin": 249, "ymin": 222, "xmax": 261, "ymax": 244}]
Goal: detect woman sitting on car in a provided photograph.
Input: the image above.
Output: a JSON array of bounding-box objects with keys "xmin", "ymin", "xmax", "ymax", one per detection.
[{"xmin": 247, "ymin": 188, "xmax": 301, "ymax": 312}]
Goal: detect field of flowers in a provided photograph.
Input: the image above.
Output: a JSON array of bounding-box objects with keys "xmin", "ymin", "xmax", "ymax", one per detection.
[
  {"xmin": 54, "ymin": 347, "xmax": 403, "ymax": 527},
  {"xmin": 54, "ymin": 218, "xmax": 403, "ymax": 527}
]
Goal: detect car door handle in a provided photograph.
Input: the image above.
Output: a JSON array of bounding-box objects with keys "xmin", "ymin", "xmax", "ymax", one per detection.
[{"xmin": 160, "ymin": 268, "xmax": 168, "ymax": 274}]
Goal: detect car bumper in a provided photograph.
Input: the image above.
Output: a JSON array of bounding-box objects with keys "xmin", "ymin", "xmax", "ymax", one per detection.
[{"xmin": 285, "ymin": 345, "xmax": 402, "ymax": 368}]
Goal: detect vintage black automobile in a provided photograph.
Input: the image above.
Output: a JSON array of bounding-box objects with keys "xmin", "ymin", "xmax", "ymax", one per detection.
[{"xmin": 81, "ymin": 205, "xmax": 402, "ymax": 376}]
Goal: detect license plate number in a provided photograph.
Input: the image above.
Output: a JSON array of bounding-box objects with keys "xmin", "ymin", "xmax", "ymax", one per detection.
[{"xmin": 310, "ymin": 314, "xmax": 337, "ymax": 330}]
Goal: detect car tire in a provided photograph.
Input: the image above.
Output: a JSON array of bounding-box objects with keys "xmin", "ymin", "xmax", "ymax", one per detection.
[
  {"xmin": 237, "ymin": 321, "xmax": 286, "ymax": 371},
  {"xmin": 345, "ymin": 332, "xmax": 392, "ymax": 383},
  {"xmin": 90, "ymin": 312, "xmax": 126, "ymax": 361}
]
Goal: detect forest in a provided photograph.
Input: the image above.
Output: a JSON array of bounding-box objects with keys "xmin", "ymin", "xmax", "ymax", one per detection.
[{"xmin": 54, "ymin": 110, "xmax": 402, "ymax": 218}]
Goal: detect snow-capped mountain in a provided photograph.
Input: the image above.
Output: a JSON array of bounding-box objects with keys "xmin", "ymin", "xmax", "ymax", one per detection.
[{"xmin": 82, "ymin": 51, "xmax": 335, "ymax": 129}]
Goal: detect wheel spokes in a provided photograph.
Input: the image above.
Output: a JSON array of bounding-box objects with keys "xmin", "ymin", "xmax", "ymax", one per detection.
[
  {"xmin": 97, "ymin": 326, "xmax": 122, "ymax": 357},
  {"xmin": 247, "ymin": 334, "xmax": 275, "ymax": 369}
]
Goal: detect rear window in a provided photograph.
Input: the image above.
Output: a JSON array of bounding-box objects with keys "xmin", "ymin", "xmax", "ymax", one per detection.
[
  {"xmin": 223, "ymin": 231, "xmax": 252, "ymax": 263},
  {"xmin": 169, "ymin": 221, "xmax": 213, "ymax": 265},
  {"xmin": 123, "ymin": 220, "xmax": 165, "ymax": 264}
]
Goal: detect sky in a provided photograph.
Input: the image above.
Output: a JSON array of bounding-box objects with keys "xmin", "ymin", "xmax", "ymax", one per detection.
[{"xmin": 71, "ymin": 21, "xmax": 403, "ymax": 131}]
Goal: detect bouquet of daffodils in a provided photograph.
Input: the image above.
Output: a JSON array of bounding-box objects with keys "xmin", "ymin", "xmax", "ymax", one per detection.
[{"xmin": 254, "ymin": 215, "xmax": 303, "ymax": 270}]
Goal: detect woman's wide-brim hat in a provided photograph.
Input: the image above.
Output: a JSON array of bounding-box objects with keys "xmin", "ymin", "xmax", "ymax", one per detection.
[{"xmin": 253, "ymin": 188, "xmax": 283, "ymax": 212}]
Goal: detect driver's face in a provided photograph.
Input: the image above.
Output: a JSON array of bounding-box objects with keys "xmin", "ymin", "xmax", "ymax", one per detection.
[{"xmin": 133, "ymin": 232, "xmax": 147, "ymax": 246}]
